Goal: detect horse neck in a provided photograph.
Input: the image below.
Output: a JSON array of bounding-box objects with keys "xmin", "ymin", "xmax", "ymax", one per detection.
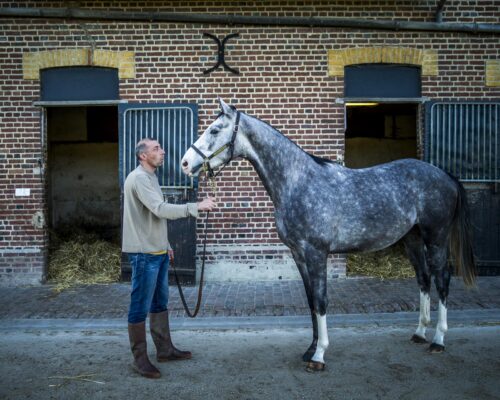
[{"xmin": 239, "ymin": 114, "xmax": 315, "ymax": 204}]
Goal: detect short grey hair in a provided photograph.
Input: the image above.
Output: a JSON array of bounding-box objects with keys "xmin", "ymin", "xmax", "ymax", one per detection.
[{"xmin": 135, "ymin": 138, "xmax": 155, "ymax": 160}]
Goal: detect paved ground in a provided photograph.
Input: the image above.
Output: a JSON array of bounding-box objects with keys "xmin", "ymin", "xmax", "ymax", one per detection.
[
  {"xmin": 1, "ymin": 277, "xmax": 499, "ymax": 399},
  {"xmin": 1, "ymin": 277, "xmax": 499, "ymax": 320}
]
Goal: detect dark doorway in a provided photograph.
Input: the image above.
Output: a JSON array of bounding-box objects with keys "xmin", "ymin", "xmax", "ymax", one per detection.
[
  {"xmin": 47, "ymin": 106, "xmax": 120, "ymax": 239},
  {"xmin": 345, "ymin": 103, "xmax": 418, "ymax": 168},
  {"xmin": 343, "ymin": 64, "xmax": 421, "ymax": 278}
]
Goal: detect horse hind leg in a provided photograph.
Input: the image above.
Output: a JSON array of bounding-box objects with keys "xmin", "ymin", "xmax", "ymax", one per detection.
[
  {"xmin": 402, "ymin": 229, "xmax": 432, "ymax": 344},
  {"xmin": 427, "ymin": 244, "xmax": 451, "ymax": 353},
  {"xmin": 413, "ymin": 291, "xmax": 431, "ymax": 344}
]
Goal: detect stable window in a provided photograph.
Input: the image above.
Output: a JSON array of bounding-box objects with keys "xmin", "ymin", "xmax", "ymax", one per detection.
[
  {"xmin": 345, "ymin": 64, "xmax": 421, "ymax": 98},
  {"xmin": 40, "ymin": 67, "xmax": 119, "ymax": 102}
]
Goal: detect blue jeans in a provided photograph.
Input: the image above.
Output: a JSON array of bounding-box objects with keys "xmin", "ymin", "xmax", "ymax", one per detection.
[{"xmin": 127, "ymin": 253, "xmax": 170, "ymax": 324}]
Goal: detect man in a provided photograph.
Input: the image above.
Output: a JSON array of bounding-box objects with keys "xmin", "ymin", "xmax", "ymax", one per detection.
[{"xmin": 122, "ymin": 138, "xmax": 215, "ymax": 379}]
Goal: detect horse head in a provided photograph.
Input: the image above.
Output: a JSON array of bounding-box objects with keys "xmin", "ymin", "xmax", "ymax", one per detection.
[{"xmin": 181, "ymin": 99, "xmax": 241, "ymax": 177}]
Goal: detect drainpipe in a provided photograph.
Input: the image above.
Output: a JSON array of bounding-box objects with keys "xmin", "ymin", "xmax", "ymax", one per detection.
[
  {"xmin": 0, "ymin": 7, "xmax": 499, "ymax": 34},
  {"xmin": 435, "ymin": 0, "xmax": 447, "ymax": 23}
]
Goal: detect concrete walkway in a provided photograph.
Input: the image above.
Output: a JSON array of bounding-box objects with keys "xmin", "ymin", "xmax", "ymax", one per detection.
[{"xmin": 1, "ymin": 276, "xmax": 499, "ymax": 328}]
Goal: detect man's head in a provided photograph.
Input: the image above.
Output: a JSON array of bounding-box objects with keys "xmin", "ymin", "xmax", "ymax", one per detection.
[{"xmin": 135, "ymin": 138, "xmax": 165, "ymax": 171}]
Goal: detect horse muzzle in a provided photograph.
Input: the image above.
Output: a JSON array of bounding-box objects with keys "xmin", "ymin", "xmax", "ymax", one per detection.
[{"xmin": 181, "ymin": 159, "xmax": 207, "ymax": 177}]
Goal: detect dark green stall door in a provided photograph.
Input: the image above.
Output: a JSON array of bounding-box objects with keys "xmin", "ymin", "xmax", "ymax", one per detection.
[
  {"xmin": 119, "ymin": 103, "xmax": 199, "ymax": 284},
  {"xmin": 425, "ymin": 102, "xmax": 500, "ymax": 275}
]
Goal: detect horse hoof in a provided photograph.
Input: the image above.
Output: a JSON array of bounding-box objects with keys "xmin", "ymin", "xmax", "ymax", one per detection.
[
  {"xmin": 302, "ymin": 350, "xmax": 314, "ymax": 362},
  {"xmin": 305, "ymin": 361, "xmax": 325, "ymax": 372},
  {"xmin": 411, "ymin": 334, "xmax": 428, "ymax": 344},
  {"xmin": 428, "ymin": 343, "xmax": 445, "ymax": 353}
]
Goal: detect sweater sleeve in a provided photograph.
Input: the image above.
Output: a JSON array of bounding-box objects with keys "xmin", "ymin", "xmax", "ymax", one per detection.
[{"xmin": 134, "ymin": 174, "xmax": 199, "ymax": 220}]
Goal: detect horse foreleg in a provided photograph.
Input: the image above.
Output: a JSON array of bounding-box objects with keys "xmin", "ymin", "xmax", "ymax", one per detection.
[
  {"xmin": 306, "ymin": 312, "xmax": 329, "ymax": 372},
  {"xmin": 303, "ymin": 312, "xmax": 318, "ymax": 362},
  {"xmin": 291, "ymin": 249, "xmax": 318, "ymax": 362},
  {"xmin": 305, "ymin": 252, "xmax": 329, "ymax": 372}
]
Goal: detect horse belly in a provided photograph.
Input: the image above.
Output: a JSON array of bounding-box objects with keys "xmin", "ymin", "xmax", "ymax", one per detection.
[{"xmin": 331, "ymin": 206, "xmax": 417, "ymax": 253}]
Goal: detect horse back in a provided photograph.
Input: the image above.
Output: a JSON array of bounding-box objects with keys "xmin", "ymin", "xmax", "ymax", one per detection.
[
  {"xmin": 280, "ymin": 158, "xmax": 458, "ymax": 253},
  {"xmin": 345, "ymin": 158, "xmax": 457, "ymax": 221}
]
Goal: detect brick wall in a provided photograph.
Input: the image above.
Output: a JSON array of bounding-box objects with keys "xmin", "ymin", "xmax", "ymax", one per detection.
[{"xmin": 0, "ymin": 0, "xmax": 498, "ymax": 285}]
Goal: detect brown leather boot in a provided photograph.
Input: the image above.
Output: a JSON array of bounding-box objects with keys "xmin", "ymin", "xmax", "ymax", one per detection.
[
  {"xmin": 150, "ymin": 310, "xmax": 192, "ymax": 362},
  {"xmin": 128, "ymin": 322, "xmax": 161, "ymax": 378}
]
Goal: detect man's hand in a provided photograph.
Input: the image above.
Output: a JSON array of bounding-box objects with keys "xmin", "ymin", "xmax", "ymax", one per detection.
[
  {"xmin": 197, "ymin": 196, "xmax": 216, "ymax": 212},
  {"xmin": 168, "ymin": 249, "xmax": 174, "ymax": 263}
]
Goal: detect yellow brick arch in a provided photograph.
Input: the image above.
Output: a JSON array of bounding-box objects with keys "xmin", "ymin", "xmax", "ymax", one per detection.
[
  {"xmin": 328, "ymin": 47, "xmax": 438, "ymax": 77},
  {"xmin": 23, "ymin": 48, "xmax": 135, "ymax": 80}
]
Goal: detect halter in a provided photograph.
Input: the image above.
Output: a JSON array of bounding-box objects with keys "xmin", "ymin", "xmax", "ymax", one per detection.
[
  {"xmin": 174, "ymin": 111, "xmax": 240, "ymax": 318},
  {"xmin": 190, "ymin": 111, "xmax": 240, "ymax": 178}
]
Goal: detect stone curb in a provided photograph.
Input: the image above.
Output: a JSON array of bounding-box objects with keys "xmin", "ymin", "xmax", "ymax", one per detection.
[{"xmin": 1, "ymin": 309, "xmax": 499, "ymax": 331}]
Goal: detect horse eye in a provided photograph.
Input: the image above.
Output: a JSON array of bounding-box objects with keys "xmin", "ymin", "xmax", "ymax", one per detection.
[{"xmin": 210, "ymin": 128, "xmax": 219, "ymax": 135}]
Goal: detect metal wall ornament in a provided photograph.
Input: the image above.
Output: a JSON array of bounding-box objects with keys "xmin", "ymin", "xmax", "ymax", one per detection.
[{"xmin": 203, "ymin": 32, "xmax": 240, "ymax": 75}]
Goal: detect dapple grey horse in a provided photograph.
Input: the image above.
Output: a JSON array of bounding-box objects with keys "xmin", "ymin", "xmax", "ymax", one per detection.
[{"xmin": 181, "ymin": 99, "xmax": 476, "ymax": 371}]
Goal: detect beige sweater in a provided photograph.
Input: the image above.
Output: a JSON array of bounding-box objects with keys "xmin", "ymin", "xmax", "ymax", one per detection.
[{"xmin": 122, "ymin": 165, "xmax": 198, "ymax": 253}]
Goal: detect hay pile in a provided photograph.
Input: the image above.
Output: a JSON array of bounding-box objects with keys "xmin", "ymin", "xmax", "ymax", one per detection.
[
  {"xmin": 48, "ymin": 229, "xmax": 121, "ymax": 292},
  {"xmin": 347, "ymin": 242, "xmax": 415, "ymax": 280}
]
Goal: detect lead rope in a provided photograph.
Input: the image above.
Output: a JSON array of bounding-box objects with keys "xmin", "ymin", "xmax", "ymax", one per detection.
[
  {"xmin": 172, "ymin": 112, "xmax": 238, "ymax": 317},
  {"xmin": 171, "ymin": 211, "xmax": 210, "ymax": 318},
  {"xmin": 171, "ymin": 173, "xmax": 217, "ymax": 318}
]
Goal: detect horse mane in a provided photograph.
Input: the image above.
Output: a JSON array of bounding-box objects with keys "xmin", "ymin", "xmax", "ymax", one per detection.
[
  {"xmin": 243, "ymin": 112, "xmax": 337, "ymax": 167},
  {"xmin": 309, "ymin": 154, "xmax": 336, "ymax": 166}
]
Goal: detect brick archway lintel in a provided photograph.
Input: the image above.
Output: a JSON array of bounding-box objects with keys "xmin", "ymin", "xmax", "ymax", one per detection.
[
  {"xmin": 328, "ymin": 47, "xmax": 438, "ymax": 77},
  {"xmin": 23, "ymin": 48, "xmax": 135, "ymax": 80}
]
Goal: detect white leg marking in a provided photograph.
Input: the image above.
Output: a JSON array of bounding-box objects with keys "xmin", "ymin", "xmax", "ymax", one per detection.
[
  {"xmin": 415, "ymin": 291, "xmax": 431, "ymax": 339},
  {"xmin": 432, "ymin": 300, "xmax": 448, "ymax": 346},
  {"xmin": 311, "ymin": 313, "xmax": 329, "ymax": 364}
]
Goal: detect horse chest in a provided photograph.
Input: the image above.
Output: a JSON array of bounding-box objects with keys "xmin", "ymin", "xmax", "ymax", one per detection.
[{"xmin": 274, "ymin": 203, "xmax": 327, "ymax": 245}]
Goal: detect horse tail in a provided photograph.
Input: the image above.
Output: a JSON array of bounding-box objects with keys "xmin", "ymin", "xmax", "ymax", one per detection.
[{"xmin": 448, "ymin": 175, "xmax": 477, "ymax": 287}]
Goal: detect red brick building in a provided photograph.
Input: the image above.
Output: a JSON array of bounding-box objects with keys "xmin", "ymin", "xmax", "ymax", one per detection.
[{"xmin": 0, "ymin": 1, "xmax": 499, "ymax": 286}]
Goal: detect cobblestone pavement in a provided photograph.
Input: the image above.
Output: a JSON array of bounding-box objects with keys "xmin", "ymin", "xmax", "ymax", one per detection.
[{"xmin": 0, "ymin": 277, "xmax": 499, "ymax": 319}]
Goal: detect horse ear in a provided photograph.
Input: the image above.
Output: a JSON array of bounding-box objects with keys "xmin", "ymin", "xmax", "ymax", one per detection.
[{"xmin": 218, "ymin": 98, "xmax": 235, "ymax": 115}]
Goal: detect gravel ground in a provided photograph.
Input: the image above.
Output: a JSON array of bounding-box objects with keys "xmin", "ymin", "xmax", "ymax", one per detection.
[{"xmin": 1, "ymin": 324, "xmax": 499, "ymax": 400}]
